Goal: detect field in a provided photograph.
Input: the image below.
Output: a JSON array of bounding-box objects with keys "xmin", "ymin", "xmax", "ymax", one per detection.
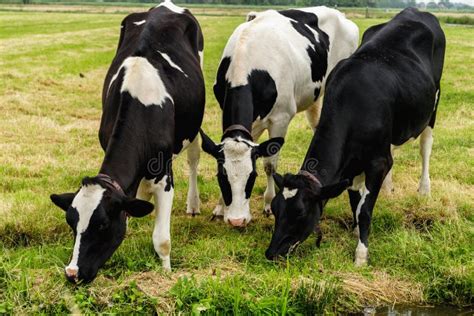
[{"xmin": 0, "ymin": 5, "xmax": 473, "ymax": 314}]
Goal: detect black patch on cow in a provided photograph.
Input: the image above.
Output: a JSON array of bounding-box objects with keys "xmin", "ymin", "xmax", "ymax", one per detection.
[
  {"xmin": 278, "ymin": 10, "xmax": 330, "ymax": 100},
  {"xmin": 248, "ymin": 70, "xmax": 277, "ymax": 121},
  {"xmin": 221, "ymin": 85, "xmax": 254, "ymax": 131},
  {"xmin": 214, "ymin": 57, "xmax": 278, "ymax": 129},
  {"xmin": 313, "ymin": 87, "xmax": 321, "ymax": 101},
  {"xmin": 214, "ymin": 57, "xmax": 231, "ymax": 109},
  {"xmin": 245, "ymin": 170, "xmax": 257, "ymax": 199},
  {"xmin": 66, "ymin": 207, "xmax": 79, "ymax": 234},
  {"xmin": 165, "ymin": 171, "xmax": 173, "ymax": 192},
  {"xmin": 217, "ymin": 163, "xmax": 232, "ymax": 206}
]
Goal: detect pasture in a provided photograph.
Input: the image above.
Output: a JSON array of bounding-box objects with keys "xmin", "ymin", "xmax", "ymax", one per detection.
[{"xmin": 0, "ymin": 6, "xmax": 473, "ymax": 314}]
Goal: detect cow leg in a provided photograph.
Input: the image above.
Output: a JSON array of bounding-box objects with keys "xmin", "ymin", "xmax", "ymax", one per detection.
[
  {"xmin": 186, "ymin": 137, "xmax": 201, "ymax": 215},
  {"xmin": 355, "ymin": 156, "xmax": 392, "ymax": 266},
  {"xmin": 381, "ymin": 146, "xmax": 394, "ymax": 194},
  {"xmin": 418, "ymin": 126, "xmax": 433, "ymax": 196},
  {"xmin": 263, "ymin": 121, "xmax": 290, "ymax": 215},
  {"xmin": 212, "ymin": 196, "xmax": 225, "ymax": 218},
  {"xmin": 151, "ymin": 173, "xmax": 174, "ymax": 271},
  {"xmin": 263, "ymin": 153, "xmax": 279, "ymax": 216},
  {"xmin": 305, "ymin": 96, "xmax": 323, "ymax": 132},
  {"xmin": 348, "ymin": 190, "xmax": 361, "ymax": 238}
]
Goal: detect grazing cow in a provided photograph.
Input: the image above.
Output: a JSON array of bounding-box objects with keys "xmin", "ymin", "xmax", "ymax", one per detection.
[
  {"xmin": 266, "ymin": 8, "xmax": 445, "ymax": 265},
  {"xmin": 50, "ymin": 1, "xmax": 205, "ymax": 283},
  {"xmin": 201, "ymin": 7, "xmax": 359, "ymax": 227}
]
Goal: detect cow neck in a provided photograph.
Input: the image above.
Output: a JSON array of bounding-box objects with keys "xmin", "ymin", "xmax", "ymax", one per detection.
[
  {"xmin": 222, "ymin": 85, "xmax": 254, "ymax": 134},
  {"xmin": 99, "ymin": 142, "xmax": 143, "ymax": 196},
  {"xmin": 300, "ymin": 118, "xmax": 348, "ymax": 187},
  {"xmin": 99, "ymin": 105, "xmax": 149, "ymax": 195}
]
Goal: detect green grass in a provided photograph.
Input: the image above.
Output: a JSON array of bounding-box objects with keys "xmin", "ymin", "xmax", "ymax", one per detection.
[{"xmin": 0, "ymin": 7, "xmax": 473, "ymax": 314}]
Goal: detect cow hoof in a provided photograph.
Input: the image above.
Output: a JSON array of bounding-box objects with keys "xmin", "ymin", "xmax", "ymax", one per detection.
[
  {"xmin": 162, "ymin": 260, "xmax": 171, "ymax": 272},
  {"xmin": 186, "ymin": 209, "xmax": 201, "ymax": 217},
  {"xmin": 417, "ymin": 184, "xmax": 431, "ymax": 196},
  {"xmin": 186, "ymin": 195, "xmax": 200, "ymax": 214},
  {"xmin": 213, "ymin": 204, "xmax": 224, "ymax": 216},
  {"xmin": 263, "ymin": 206, "xmax": 272, "ymax": 217},
  {"xmin": 354, "ymin": 242, "xmax": 368, "ymax": 267},
  {"xmin": 354, "ymin": 257, "xmax": 368, "ymax": 267}
]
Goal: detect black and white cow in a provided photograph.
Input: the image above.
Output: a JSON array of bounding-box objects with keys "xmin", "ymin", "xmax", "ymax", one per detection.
[
  {"xmin": 266, "ymin": 8, "xmax": 445, "ymax": 265},
  {"xmin": 201, "ymin": 7, "xmax": 359, "ymax": 227},
  {"xmin": 50, "ymin": 1, "xmax": 205, "ymax": 283}
]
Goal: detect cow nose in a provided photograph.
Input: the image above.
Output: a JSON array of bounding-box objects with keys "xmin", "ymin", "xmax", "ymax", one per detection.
[
  {"xmin": 65, "ymin": 267, "xmax": 78, "ymax": 283},
  {"xmin": 228, "ymin": 218, "xmax": 246, "ymax": 227}
]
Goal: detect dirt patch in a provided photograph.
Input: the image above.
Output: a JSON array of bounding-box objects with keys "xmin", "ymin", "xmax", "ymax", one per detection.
[{"xmin": 338, "ymin": 271, "xmax": 424, "ymax": 306}]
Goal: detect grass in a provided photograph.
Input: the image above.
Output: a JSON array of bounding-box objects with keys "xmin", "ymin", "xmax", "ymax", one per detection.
[{"xmin": 0, "ymin": 6, "xmax": 473, "ymax": 314}]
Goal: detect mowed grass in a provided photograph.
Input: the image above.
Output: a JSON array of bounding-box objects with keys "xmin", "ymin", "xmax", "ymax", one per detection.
[{"xmin": 0, "ymin": 8, "xmax": 473, "ymax": 314}]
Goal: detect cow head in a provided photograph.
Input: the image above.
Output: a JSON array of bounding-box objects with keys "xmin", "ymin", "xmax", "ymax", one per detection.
[
  {"xmin": 200, "ymin": 129, "xmax": 284, "ymax": 227},
  {"xmin": 265, "ymin": 172, "xmax": 349, "ymax": 260},
  {"xmin": 50, "ymin": 176, "xmax": 154, "ymax": 283}
]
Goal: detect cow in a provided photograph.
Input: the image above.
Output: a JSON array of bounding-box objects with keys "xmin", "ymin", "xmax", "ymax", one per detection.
[
  {"xmin": 50, "ymin": 1, "xmax": 205, "ymax": 283},
  {"xmin": 265, "ymin": 8, "xmax": 445, "ymax": 266},
  {"xmin": 200, "ymin": 7, "xmax": 359, "ymax": 227}
]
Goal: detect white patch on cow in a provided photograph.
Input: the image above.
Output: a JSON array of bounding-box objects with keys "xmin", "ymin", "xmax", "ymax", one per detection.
[
  {"xmin": 305, "ymin": 23, "xmax": 320, "ymax": 43},
  {"xmin": 65, "ymin": 184, "xmax": 105, "ymax": 274},
  {"xmin": 157, "ymin": 0, "xmax": 185, "ymax": 14},
  {"xmin": 350, "ymin": 173, "xmax": 370, "ymax": 235},
  {"xmin": 355, "ymin": 186, "xmax": 370, "ymax": 222},
  {"xmin": 350, "ymin": 173, "xmax": 365, "ymax": 191},
  {"xmin": 149, "ymin": 176, "xmax": 174, "ymax": 271},
  {"xmin": 221, "ymin": 137, "xmax": 254, "ymax": 224},
  {"xmin": 186, "ymin": 137, "xmax": 200, "ymax": 215},
  {"xmin": 354, "ymin": 240, "xmax": 368, "ymax": 266},
  {"xmin": 121, "ymin": 56, "xmax": 172, "ymax": 107},
  {"xmin": 433, "ymin": 89, "xmax": 439, "ymax": 111},
  {"xmin": 282, "ymin": 187, "xmax": 298, "ymax": 200},
  {"xmin": 418, "ymin": 126, "xmax": 433, "ymax": 196},
  {"xmin": 133, "ymin": 20, "xmax": 146, "ymax": 26},
  {"xmin": 107, "ymin": 69, "xmax": 121, "ymax": 97},
  {"xmin": 198, "ymin": 51, "xmax": 204, "ymax": 69},
  {"xmin": 157, "ymin": 50, "xmax": 188, "ymax": 77}
]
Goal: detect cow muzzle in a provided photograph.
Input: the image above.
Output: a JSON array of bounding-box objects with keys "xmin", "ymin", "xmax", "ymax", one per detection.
[
  {"xmin": 227, "ymin": 217, "xmax": 247, "ymax": 227},
  {"xmin": 65, "ymin": 266, "xmax": 79, "ymax": 283}
]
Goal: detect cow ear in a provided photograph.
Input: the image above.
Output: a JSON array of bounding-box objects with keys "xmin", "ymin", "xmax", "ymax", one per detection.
[
  {"xmin": 273, "ymin": 173, "xmax": 284, "ymax": 191},
  {"xmin": 200, "ymin": 129, "xmax": 220, "ymax": 158},
  {"xmin": 50, "ymin": 193, "xmax": 76, "ymax": 211},
  {"xmin": 246, "ymin": 11, "xmax": 258, "ymax": 21},
  {"xmin": 121, "ymin": 197, "xmax": 154, "ymax": 218},
  {"xmin": 256, "ymin": 137, "xmax": 284, "ymax": 158},
  {"xmin": 319, "ymin": 179, "xmax": 350, "ymax": 200}
]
